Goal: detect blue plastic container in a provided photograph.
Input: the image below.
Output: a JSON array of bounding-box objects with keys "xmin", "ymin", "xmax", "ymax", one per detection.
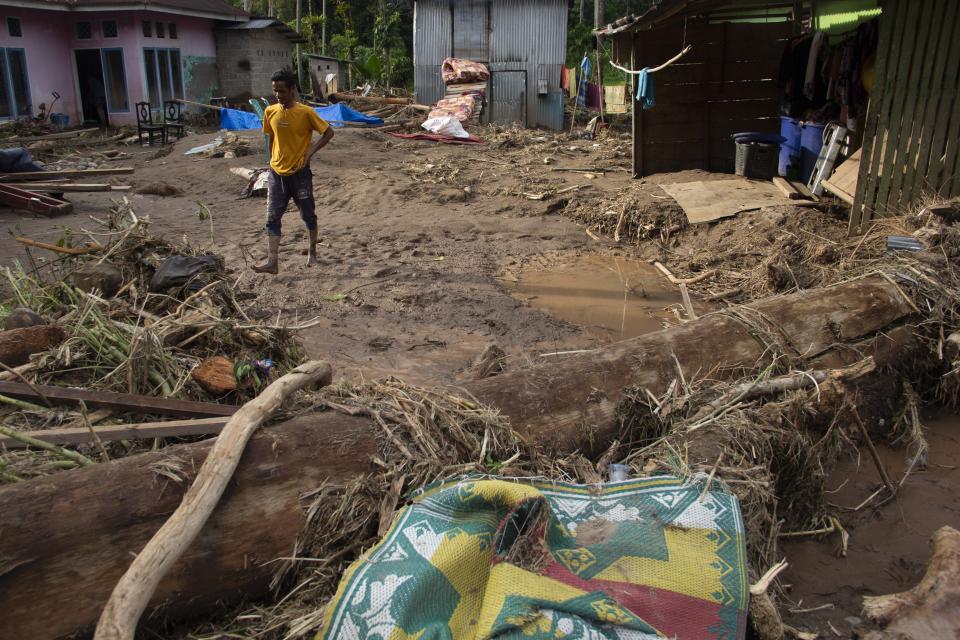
[
  {"xmin": 49, "ymin": 113, "xmax": 69, "ymax": 129},
  {"xmin": 779, "ymin": 116, "xmax": 801, "ymax": 177},
  {"xmin": 800, "ymin": 122, "xmax": 826, "ymax": 183}
]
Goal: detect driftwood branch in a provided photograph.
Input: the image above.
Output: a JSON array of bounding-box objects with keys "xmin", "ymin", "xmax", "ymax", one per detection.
[
  {"xmin": 93, "ymin": 360, "xmax": 333, "ymax": 640},
  {"xmin": 609, "ymin": 45, "xmax": 693, "ymax": 75}
]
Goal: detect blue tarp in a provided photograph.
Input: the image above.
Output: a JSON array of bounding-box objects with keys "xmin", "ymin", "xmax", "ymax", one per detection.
[
  {"xmin": 314, "ymin": 103, "xmax": 384, "ymax": 127},
  {"xmin": 219, "ymin": 103, "xmax": 384, "ymax": 131},
  {"xmin": 220, "ymin": 108, "xmax": 263, "ymax": 130}
]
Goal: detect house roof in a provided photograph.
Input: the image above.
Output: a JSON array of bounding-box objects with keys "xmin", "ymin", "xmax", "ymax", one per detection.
[
  {"xmin": 304, "ymin": 53, "xmax": 347, "ymax": 63},
  {"xmin": 595, "ymin": 0, "xmax": 786, "ymax": 36},
  {"xmin": 16, "ymin": 0, "xmax": 247, "ymax": 21},
  {"xmin": 219, "ymin": 18, "xmax": 307, "ymax": 43}
]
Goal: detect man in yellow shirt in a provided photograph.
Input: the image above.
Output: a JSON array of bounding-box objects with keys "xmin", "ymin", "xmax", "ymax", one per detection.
[{"xmin": 253, "ymin": 69, "xmax": 335, "ymax": 274}]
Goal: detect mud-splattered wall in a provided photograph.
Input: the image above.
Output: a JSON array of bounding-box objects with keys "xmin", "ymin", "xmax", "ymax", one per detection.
[{"xmin": 183, "ymin": 55, "xmax": 218, "ymax": 104}]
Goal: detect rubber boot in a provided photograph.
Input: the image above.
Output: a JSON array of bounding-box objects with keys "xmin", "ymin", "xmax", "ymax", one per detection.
[
  {"xmin": 306, "ymin": 228, "xmax": 318, "ymax": 267},
  {"xmin": 252, "ymin": 236, "xmax": 280, "ymax": 274}
]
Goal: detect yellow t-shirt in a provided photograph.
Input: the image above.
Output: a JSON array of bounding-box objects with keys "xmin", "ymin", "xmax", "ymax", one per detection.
[{"xmin": 262, "ymin": 103, "xmax": 330, "ymax": 176}]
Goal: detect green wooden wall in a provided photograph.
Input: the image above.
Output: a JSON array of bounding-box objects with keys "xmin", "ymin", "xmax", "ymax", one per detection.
[{"xmin": 850, "ymin": 0, "xmax": 960, "ymax": 233}]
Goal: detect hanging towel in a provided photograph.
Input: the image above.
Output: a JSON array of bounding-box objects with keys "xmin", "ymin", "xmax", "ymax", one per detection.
[
  {"xmin": 576, "ymin": 56, "xmax": 591, "ymax": 108},
  {"xmin": 636, "ymin": 68, "xmax": 655, "ymax": 109}
]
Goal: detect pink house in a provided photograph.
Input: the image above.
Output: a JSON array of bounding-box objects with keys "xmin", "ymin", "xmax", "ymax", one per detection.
[{"xmin": 0, "ymin": 0, "xmax": 248, "ymax": 127}]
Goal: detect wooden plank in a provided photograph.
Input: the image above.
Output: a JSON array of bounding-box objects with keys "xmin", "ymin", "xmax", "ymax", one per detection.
[
  {"xmin": 912, "ymin": 0, "xmax": 960, "ymax": 200},
  {"xmin": 0, "ymin": 416, "xmax": 230, "ymax": 449},
  {"xmin": 12, "ymin": 183, "xmax": 112, "ymax": 192},
  {"xmin": 851, "ymin": 0, "xmax": 908, "ymax": 233},
  {"xmin": 0, "ymin": 167, "xmax": 134, "ymax": 182},
  {"xmin": 773, "ymin": 176, "xmax": 802, "ymax": 199},
  {"xmin": 661, "ymin": 179, "xmax": 796, "ymax": 225},
  {"xmin": 7, "ymin": 127, "xmax": 100, "ymax": 142},
  {"xmin": 874, "ymin": 0, "xmax": 924, "ymax": 215},
  {"xmin": 0, "ymin": 381, "xmax": 239, "ymax": 417},
  {"xmin": 0, "ymin": 183, "xmax": 73, "ymax": 216},
  {"xmin": 822, "ymin": 178, "xmax": 855, "ymax": 205},
  {"xmin": 886, "ymin": 0, "xmax": 943, "ymax": 212},
  {"xmin": 822, "ymin": 149, "xmax": 861, "ymax": 204}
]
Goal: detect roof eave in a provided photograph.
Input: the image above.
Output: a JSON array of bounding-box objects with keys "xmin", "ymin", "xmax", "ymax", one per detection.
[{"xmin": 4, "ymin": 1, "xmax": 247, "ymax": 21}]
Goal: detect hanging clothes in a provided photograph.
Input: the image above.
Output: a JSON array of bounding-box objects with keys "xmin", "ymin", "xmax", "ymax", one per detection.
[
  {"xmin": 577, "ymin": 56, "xmax": 591, "ymax": 108},
  {"xmin": 804, "ymin": 31, "xmax": 827, "ymax": 101},
  {"xmin": 636, "ymin": 68, "xmax": 655, "ymax": 110}
]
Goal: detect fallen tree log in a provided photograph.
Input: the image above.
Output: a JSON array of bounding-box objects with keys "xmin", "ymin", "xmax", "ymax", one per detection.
[
  {"xmin": 0, "ymin": 276, "xmax": 917, "ymax": 639},
  {"xmin": 95, "ymin": 361, "xmax": 332, "ymax": 640}
]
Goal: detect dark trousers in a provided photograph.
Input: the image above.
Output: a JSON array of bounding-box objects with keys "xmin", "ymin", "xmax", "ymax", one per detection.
[{"xmin": 266, "ymin": 167, "xmax": 316, "ymax": 236}]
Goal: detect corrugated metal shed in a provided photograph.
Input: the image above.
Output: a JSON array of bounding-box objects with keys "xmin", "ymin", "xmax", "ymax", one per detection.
[{"xmin": 414, "ymin": 0, "xmax": 567, "ymax": 129}]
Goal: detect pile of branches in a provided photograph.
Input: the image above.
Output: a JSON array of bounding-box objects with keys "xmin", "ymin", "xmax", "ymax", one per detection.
[{"xmin": 0, "ymin": 199, "xmax": 306, "ymax": 483}]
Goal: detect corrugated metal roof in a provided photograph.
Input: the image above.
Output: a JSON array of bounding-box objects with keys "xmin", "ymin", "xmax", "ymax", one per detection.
[
  {"xmin": 34, "ymin": 0, "xmax": 247, "ymax": 19},
  {"xmin": 221, "ymin": 18, "xmax": 307, "ymax": 43}
]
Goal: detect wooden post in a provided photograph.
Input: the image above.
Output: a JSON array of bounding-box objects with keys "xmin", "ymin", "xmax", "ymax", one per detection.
[{"xmin": 631, "ymin": 32, "xmax": 644, "ymax": 178}]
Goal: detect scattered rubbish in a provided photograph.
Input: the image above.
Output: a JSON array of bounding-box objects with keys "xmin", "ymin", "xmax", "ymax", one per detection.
[
  {"xmin": 192, "ymin": 356, "xmax": 238, "ymax": 395},
  {"xmin": 887, "ymin": 235, "xmax": 924, "ymax": 252},
  {"xmin": 0, "ymin": 147, "xmax": 45, "ymax": 173},
  {"xmin": 421, "ymin": 115, "xmax": 470, "ymax": 139},
  {"xmin": 148, "ymin": 255, "xmax": 221, "ymax": 293},
  {"xmin": 388, "ymin": 132, "xmax": 484, "ymax": 145}
]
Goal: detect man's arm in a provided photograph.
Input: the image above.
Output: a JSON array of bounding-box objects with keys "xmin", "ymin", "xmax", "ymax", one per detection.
[{"xmin": 302, "ymin": 127, "xmax": 334, "ymax": 167}]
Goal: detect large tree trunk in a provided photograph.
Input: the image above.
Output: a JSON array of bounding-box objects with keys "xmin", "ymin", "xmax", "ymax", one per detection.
[{"xmin": 0, "ymin": 277, "xmax": 915, "ymax": 639}]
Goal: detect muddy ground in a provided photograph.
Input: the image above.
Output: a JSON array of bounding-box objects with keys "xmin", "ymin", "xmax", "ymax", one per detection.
[{"xmin": 1, "ymin": 124, "xmax": 958, "ymax": 638}]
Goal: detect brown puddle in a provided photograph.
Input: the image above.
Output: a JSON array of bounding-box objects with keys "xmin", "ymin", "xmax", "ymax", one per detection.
[
  {"xmin": 505, "ymin": 255, "xmax": 685, "ymax": 342},
  {"xmin": 781, "ymin": 410, "xmax": 960, "ymax": 636}
]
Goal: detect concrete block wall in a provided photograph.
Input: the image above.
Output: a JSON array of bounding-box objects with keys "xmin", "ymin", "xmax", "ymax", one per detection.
[{"xmin": 215, "ymin": 28, "xmax": 292, "ymax": 104}]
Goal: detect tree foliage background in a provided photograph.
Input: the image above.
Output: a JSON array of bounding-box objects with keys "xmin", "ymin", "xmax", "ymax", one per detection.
[{"xmin": 225, "ymin": 1, "xmax": 657, "ymax": 89}]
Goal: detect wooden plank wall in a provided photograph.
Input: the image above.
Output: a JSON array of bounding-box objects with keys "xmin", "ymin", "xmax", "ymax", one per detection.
[
  {"xmin": 629, "ymin": 20, "xmax": 793, "ymax": 176},
  {"xmin": 849, "ymin": 0, "xmax": 960, "ymax": 234}
]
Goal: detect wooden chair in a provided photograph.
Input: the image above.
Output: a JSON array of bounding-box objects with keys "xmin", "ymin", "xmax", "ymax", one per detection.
[
  {"xmin": 249, "ymin": 97, "xmax": 272, "ymax": 163},
  {"xmin": 135, "ymin": 102, "xmax": 165, "ymax": 146},
  {"xmin": 163, "ymin": 100, "xmax": 186, "ymax": 142}
]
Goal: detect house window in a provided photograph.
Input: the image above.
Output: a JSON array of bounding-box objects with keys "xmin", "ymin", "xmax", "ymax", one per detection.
[
  {"xmin": 143, "ymin": 47, "xmax": 182, "ymax": 108},
  {"xmin": 155, "ymin": 21, "xmax": 165, "ymax": 38},
  {"xmin": 101, "ymin": 49, "xmax": 129, "ymax": 112},
  {"xmin": 102, "ymin": 20, "xmax": 118, "ymax": 38},
  {"xmin": 7, "ymin": 17, "xmax": 21, "ymax": 38},
  {"xmin": 0, "ymin": 48, "xmax": 31, "ymax": 118},
  {"xmin": 168, "ymin": 23, "xmax": 177, "ymax": 39},
  {"xmin": 76, "ymin": 21, "xmax": 92, "ymax": 39},
  {"xmin": 142, "ymin": 20, "xmax": 152, "ymax": 37}
]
